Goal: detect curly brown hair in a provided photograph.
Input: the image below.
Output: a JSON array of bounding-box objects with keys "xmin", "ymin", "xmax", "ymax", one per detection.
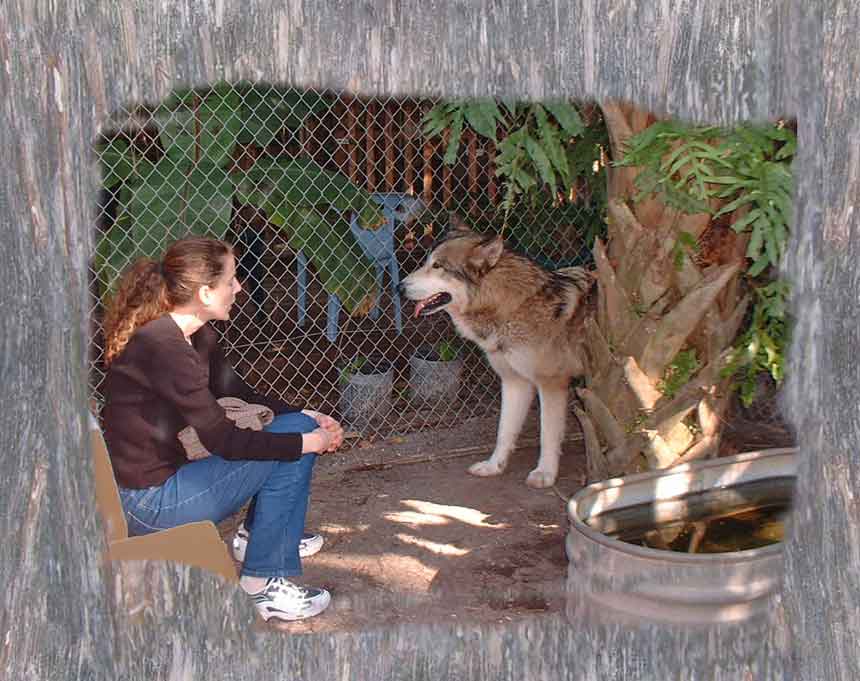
[{"xmin": 103, "ymin": 236, "xmax": 233, "ymax": 365}]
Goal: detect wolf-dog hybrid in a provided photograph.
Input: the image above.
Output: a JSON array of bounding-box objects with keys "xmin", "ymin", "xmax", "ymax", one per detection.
[{"xmin": 400, "ymin": 220, "xmax": 593, "ymax": 488}]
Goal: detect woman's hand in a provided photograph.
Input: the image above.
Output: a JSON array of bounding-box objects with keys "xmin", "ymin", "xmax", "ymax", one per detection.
[
  {"xmin": 302, "ymin": 410, "xmax": 344, "ymax": 452},
  {"xmin": 303, "ymin": 427, "xmax": 333, "ymax": 454}
]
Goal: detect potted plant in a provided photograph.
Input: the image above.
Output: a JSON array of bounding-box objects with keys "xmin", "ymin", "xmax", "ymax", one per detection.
[
  {"xmin": 408, "ymin": 339, "xmax": 463, "ymax": 404},
  {"xmin": 337, "ymin": 354, "xmax": 393, "ymax": 429}
]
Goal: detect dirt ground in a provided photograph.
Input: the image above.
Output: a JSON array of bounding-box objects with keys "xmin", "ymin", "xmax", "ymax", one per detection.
[
  {"xmin": 218, "ymin": 411, "xmax": 585, "ymax": 634},
  {"xmin": 217, "ymin": 404, "xmax": 794, "ymax": 635}
]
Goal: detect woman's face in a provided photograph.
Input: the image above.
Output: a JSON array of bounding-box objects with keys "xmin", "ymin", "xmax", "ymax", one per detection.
[{"xmin": 201, "ymin": 254, "xmax": 242, "ymax": 321}]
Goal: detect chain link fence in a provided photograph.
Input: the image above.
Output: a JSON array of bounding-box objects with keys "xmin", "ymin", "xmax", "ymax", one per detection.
[{"xmin": 91, "ymin": 84, "xmax": 607, "ymax": 442}]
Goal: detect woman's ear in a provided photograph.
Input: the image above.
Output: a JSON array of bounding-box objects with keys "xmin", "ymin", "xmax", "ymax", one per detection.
[{"xmin": 197, "ymin": 285, "xmax": 213, "ymax": 307}]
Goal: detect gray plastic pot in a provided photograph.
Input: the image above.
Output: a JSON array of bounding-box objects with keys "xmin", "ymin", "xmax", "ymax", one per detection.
[
  {"xmin": 408, "ymin": 350, "xmax": 463, "ymax": 404},
  {"xmin": 337, "ymin": 356, "xmax": 393, "ymax": 429},
  {"xmin": 565, "ymin": 447, "xmax": 797, "ymax": 625}
]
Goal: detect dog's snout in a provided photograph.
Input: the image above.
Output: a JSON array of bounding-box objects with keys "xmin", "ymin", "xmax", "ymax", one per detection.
[{"xmin": 396, "ymin": 281, "xmax": 406, "ymax": 296}]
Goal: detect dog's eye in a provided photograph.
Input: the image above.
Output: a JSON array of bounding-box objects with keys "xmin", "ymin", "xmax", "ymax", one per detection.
[{"xmin": 431, "ymin": 262, "xmax": 442, "ymax": 269}]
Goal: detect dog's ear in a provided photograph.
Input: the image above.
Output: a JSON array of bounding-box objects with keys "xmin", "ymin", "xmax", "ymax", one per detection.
[
  {"xmin": 448, "ymin": 213, "xmax": 474, "ymax": 237},
  {"xmin": 468, "ymin": 234, "xmax": 504, "ymax": 273}
]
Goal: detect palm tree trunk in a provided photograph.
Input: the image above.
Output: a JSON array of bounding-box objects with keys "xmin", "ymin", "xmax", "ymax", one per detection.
[{"xmin": 576, "ymin": 101, "xmax": 750, "ymax": 478}]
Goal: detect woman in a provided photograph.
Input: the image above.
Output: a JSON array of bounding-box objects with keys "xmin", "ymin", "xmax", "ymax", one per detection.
[{"xmin": 101, "ymin": 235, "xmax": 343, "ymax": 622}]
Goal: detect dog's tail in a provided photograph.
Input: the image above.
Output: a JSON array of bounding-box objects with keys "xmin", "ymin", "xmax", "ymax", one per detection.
[{"xmin": 554, "ymin": 266, "xmax": 594, "ymax": 319}]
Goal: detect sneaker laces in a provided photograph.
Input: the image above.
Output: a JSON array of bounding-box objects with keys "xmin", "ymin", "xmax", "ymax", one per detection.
[{"xmin": 263, "ymin": 577, "xmax": 308, "ymax": 599}]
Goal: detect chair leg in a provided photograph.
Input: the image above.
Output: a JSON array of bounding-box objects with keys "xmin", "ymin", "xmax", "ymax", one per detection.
[
  {"xmin": 369, "ymin": 263, "xmax": 384, "ymax": 321},
  {"xmin": 326, "ymin": 294, "xmax": 341, "ymax": 342},
  {"xmin": 389, "ymin": 258, "xmax": 403, "ymax": 335}
]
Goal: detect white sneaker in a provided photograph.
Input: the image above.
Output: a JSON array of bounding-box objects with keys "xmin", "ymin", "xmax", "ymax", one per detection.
[
  {"xmin": 249, "ymin": 577, "xmax": 331, "ymax": 622},
  {"xmin": 231, "ymin": 523, "xmax": 324, "ymax": 563}
]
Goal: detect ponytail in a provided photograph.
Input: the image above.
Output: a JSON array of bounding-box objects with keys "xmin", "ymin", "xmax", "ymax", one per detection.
[{"xmin": 102, "ymin": 259, "xmax": 169, "ymax": 365}]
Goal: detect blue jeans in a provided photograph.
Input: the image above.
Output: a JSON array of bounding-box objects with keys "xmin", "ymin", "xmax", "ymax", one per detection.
[{"xmin": 118, "ymin": 412, "xmax": 318, "ymax": 578}]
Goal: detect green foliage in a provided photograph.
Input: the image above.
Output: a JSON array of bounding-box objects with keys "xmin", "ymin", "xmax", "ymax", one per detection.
[
  {"xmin": 672, "ymin": 230, "xmax": 700, "ymax": 271},
  {"xmin": 423, "ymin": 99, "xmax": 608, "ymax": 258},
  {"xmin": 423, "ymin": 99, "xmax": 600, "ymax": 218},
  {"xmin": 659, "ymin": 349, "xmax": 702, "ymax": 399},
  {"xmin": 722, "ymin": 280, "xmax": 790, "ymax": 407},
  {"xmin": 436, "ymin": 339, "xmax": 461, "ymax": 362},
  {"xmin": 339, "ymin": 356, "xmax": 367, "ymax": 386},
  {"xmin": 234, "ymin": 83, "xmax": 331, "ymax": 147},
  {"xmin": 237, "ymin": 155, "xmax": 385, "ymax": 231},
  {"xmin": 619, "ymin": 120, "xmax": 795, "ymax": 278},
  {"xmin": 95, "ymin": 83, "xmax": 383, "ymax": 311},
  {"xmin": 620, "ymin": 119, "xmax": 795, "ymax": 406},
  {"xmin": 155, "ymin": 83, "xmax": 244, "ymax": 168}
]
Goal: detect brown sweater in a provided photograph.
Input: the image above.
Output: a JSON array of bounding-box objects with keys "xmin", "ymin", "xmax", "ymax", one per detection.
[{"xmin": 102, "ymin": 314, "xmax": 304, "ymax": 489}]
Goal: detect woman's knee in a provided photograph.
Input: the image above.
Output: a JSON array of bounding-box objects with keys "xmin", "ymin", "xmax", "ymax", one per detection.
[{"xmin": 266, "ymin": 411, "xmax": 318, "ymax": 435}]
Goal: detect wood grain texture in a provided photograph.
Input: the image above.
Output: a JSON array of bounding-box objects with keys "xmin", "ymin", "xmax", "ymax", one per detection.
[{"xmin": 0, "ymin": 1, "xmax": 850, "ymax": 679}]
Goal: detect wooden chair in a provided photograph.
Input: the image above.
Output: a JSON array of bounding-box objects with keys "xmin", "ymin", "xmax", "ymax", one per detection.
[{"xmin": 88, "ymin": 414, "xmax": 238, "ymax": 583}]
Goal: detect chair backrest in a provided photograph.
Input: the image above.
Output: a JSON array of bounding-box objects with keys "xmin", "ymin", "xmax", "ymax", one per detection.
[
  {"xmin": 88, "ymin": 414, "xmax": 129, "ymax": 543},
  {"xmin": 350, "ymin": 193, "xmax": 425, "ymax": 262},
  {"xmin": 350, "ymin": 210, "xmax": 395, "ymax": 262},
  {"xmin": 373, "ymin": 192, "xmax": 425, "ymax": 223}
]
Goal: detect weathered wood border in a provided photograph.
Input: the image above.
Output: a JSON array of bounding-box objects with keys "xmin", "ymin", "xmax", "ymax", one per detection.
[{"xmin": 1, "ymin": 2, "xmax": 851, "ymax": 679}]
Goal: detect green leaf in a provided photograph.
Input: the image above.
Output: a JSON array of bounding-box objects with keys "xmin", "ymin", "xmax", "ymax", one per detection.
[
  {"xmin": 765, "ymin": 224, "xmax": 780, "ymax": 266},
  {"xmin": 534, "ymin": 105, "xmax": 570, "ymax": 181},
  {"xmin": 157, "ymin": 84, "xmax": 243, "ymax": 168},
  {"xmin": 730, "ymin": 208, "xmax": 760, "ymax": 233},
  {"xmin": 544, "ymin": 100, "xmax": 584, "ymax": 137},
  {"xmin": 443, "ymin": 110, "xmax": 464, "ymax": 165},
  {"xmin": 123, "ymin": 158, "xmax": 235, "ymax": 235},
  {"xmin": 422, "ymin": 103, "xmax": 454, "ymax": 138},
  {"xmin": 239, "ymin": 156, "xmax": 384, "ymax": 229},
  {"xmin": 746, "ymin": 222, "xmax": 764, "ymax": 259},
  {"xmin": 661, "ymin": 143, "xmax": 694, "ymax": 174},
  {"xmin": 500, "ymin": 98, "xmax": 521, "ymax": 119},
  {"xmin": 775, "ymin": 137, "xmax": 797, "ymax": 160},
  {"xmin": 277, "ymin": 207, "xmax": 378, "ymax": 316},
  {"xmin": 659, "ymin": 349, "xmax": 701, "ymax": 398},
  {"xmin": 463, "ymin": 99, "xmax": 501, "ymax": 141},
  {"xmin": 236, "ymin": 85, "xmax": 330, "ymax": 147},
  {"xmin": 511, "ymin": 165, "xmax": 537, "ymax": 192},
  {"xmin": 677, "ymin": 230, "xmax": 699, "ymax": 249},
  {"xmin": 747, "ymin": 256, "xmax": 769, "ymax": 277},
  {"xmin": 714, "ymin": 193, "xmax": 756, "ymax": 218},
  {"xmin": 97, "ymin": 138, "xmax": 133, "ymax": 188},
  {"xmin": 524, "ymin": 134, "xmax": 556, "ymax": 188},
  {"xmin": 95, "ymin": 161, "xmax": 235, "ymax": 301},
  {"xmin": 703, "ymin": 174, "xmax": 745, "ymax": 185}
]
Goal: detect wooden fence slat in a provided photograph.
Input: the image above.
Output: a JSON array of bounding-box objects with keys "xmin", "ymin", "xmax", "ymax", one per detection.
[
  {"xmin": 422, "ymin": 104, "xmax": 434, "ymax": 205},
  {"xmin": 384, "ymin": 104, "xmax": 397, "ymax": 192},
  {"xmin": 403, "ymin": 102, "xmax": 417, "ymax": 195},
  {"xmin": 346, "ymin": 98, "xmax": 360, "ymax": 186},
  {"xmin": 365, "ymin": 101, "xmax": 377, "ymax": 192}
]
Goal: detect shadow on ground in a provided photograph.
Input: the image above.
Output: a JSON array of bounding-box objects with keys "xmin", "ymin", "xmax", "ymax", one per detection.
[{"xmin": 219, "ymin": 412, "xmax": 587, "ymax": 634}]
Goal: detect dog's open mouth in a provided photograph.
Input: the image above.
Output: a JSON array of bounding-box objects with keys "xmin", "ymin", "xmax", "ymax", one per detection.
[{"xmin": 413, "ymin": 292, "xmax": 452, "ymax": 317}]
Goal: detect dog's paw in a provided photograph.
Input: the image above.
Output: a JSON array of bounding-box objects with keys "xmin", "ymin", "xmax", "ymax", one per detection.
[
  {"xmin": 469, "ymin": 459, "xmax": 505, "ymax": 477},
  {"xmin": 526, "ymin": 469, "xmax": 557, "ymax": 488}
]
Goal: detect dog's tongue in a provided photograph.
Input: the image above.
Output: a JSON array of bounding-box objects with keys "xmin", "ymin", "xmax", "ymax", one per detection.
[{"xmin": 413, "ymin": 299, "xmax": 427, "ymax": 318}]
